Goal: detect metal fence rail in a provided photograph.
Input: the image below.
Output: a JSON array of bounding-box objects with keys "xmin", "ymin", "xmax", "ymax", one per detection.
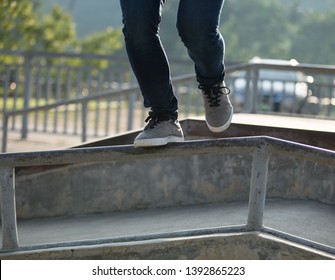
[
  {"xmin": 1, "ymin": 73, "xmax": 198, "ymax": 152},
  {"xmin": 0, "ymin": 136, "xmax": 335, "ymax": 256},
  {"xmin": 1, "ymin": 50, "xmax": 335, "ymax": 152},
  {"xmin": 0, "ymin": 50, "xmax": 140, "ymax": 140}
]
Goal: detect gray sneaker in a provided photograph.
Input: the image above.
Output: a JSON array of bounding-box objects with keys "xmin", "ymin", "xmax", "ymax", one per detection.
[
  {"xmin": 134, "ymin": 112, "xmax": 184, "ymax": 147},
  {"xmin": 199, "ymin": 82, "xmax": 233, "ymax": 133}
]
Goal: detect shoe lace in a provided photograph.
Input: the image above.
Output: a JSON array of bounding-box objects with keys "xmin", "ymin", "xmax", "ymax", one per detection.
[
  {"xmin": 144, "ymin": 111, "xmax": 170, "ymax": 130},
  {"xmin": 199, "ymin": 84, "xmax": 231, "ymax": 108}
]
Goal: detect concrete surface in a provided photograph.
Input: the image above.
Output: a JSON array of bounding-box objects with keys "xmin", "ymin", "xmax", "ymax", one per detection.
[
  {"xmin": 231, "ymin": 114, "xmax": 335, "ymax": 132},
  {"xmin": 12, "ymin": 200, "xmax": 335, "ymax": 247},
  {"xmin": 1, "ymin": 114, "xmax": 334, "ymax": 259},
  {"xmin": 2, "ymin": 233, "xmax": 333, "ymax": 260},
  {"xmin": 0, "ymin": 199, "xmax": 334, "ymax": 259},
  {"xmin": 14, "ymin": 150, "xmax": 335, "ymax": 219}
]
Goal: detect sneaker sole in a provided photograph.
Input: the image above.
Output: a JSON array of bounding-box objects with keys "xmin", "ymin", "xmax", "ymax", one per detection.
[
  {"xmin": 134, "ymin": 136, "xmax": 184, "ymax": 148},
  {"xmin": 206, "ymin": 109, "xmax": 233, "ymax": 133}
]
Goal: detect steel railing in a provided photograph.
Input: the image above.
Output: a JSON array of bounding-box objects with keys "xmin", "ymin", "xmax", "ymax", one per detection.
[
  {"xmin": 1, "ymin": 50, "xmax": 335, "ymax": 152},
  {"xmin": 0, "ymin": 136, "xmax": 334, "ymax": 256},
  {"xmin": 1, "ymin": 73, "xmax": 197, "ymax": 152}
]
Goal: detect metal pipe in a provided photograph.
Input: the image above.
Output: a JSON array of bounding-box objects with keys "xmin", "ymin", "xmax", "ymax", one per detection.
[
  {"xmin": 81, "ymin": 101, "xmax": 88, "ymax": 143},
  {"xmin": 0, "ymin": 167, "xmax": 19, "ymax": 250},
  {"xmin": 21, "ymin": 53, "xmax": 33, "ymax": 139},
  {"xmin": 250, "ymin": 65, "xmax": 259, "ymax": 113},
  {"xmin": 127, "ymin": 92, "xmax": 136, "ymax": 131},
  {"xmin": 1, "ymin": 116, "xmax": 8, "ymax": 153},
  {"xmin": 247, "ymin": 145, "xmax": 269, "ymax": 230}
]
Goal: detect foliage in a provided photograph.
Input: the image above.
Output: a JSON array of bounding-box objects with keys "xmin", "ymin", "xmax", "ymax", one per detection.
[
  {"xmin": 220, "ymin": 0, "xmax": 335, "ymax": 64},
  {"xmin": 159, "ymin": 0, "xmax": 335, "ymax": 65},
  {"xmin": 35, "ymin": 5, "xmax": 76, "ymax": 52},
  {"xmin": 291, "ymin": 10, "xmax": 335, "ymax": 64},
  {"xmin": 73, "ymin": 27, "xmax": 124, "ymax": 69},
  {"xmin": 0, "ymin": 0, "xmax": 39, "ymax": 50},
  {"xmin": 0, "ymin": 0, "xmax": 123, "ymax": 56},
  {"xmin": 78, "ymin": 27, "xmax": 123, "ymax": 55},
  {"xmin": 0, "ymin": 1, "xmax": 76, "ymax": 52},
  {"xmin": 1, "ymin": 0, "xmax": 335, "ymax": 66},
  {"xmin": 221, "ymin": 0, "xmax": 292, "ymax": 62}
]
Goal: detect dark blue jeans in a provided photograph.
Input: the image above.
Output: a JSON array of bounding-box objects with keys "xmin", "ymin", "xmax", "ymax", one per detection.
[{"xmin": 120, "ymin": 0, "xmax": 225, "ymax": 117}]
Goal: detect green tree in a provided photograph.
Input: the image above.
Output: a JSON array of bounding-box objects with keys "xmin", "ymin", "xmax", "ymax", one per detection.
[
  {"xmin": 221, "ymin": 0, "xmax": 292, "ymax": 62},
  {"xmin": 79, "ymin": 27, "xmax": 123, "ymax": 55},
  {"xmin": 0, "ymin": 0, "xmax": 124, "ymax": 64},
  {"xmin": 0, "ymin": 0, "xmax": 76, "ymax": 52},
  {"xmin": 159, "ymin": 0, "xmax": 335, "ymax": 65},
  {"xmin": 35, "ymin": 5, "xmax": 76, "ymax": 52},
  {"xmin": 291, "ymin": 11, "xmax": 335, "ymax": 64},
  {"xmin": 75, "ymin": 27, "xmax": 124, "ymax": 68},
  {"xmin": 0, "ymin": 0, "xmax": 39, "ymax": 50}
]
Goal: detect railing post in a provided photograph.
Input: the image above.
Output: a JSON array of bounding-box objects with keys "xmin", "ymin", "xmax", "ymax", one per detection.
[
  {"xmin": 250, "ymin": 65, "xmax": 259, "ymax": 113},
  {"xmin": 21, "ymin": 52, "xmax": 33, "ymax": 139},
  {"xmin": 127, "ymin": 92, "xmax": 136, "ymax": 131},
  {"xmin": 244, "ymin": 69, "xmax": 251, "ymax": 112},
  {"xmin": 0, "ymin": 166, "xmax": 19, "ymax": 250},
  {"xmin": 247, "ymin": 145, "xmax": 269, "ymax": 230},
  {"xmin": 2, "ymin": 115, "xmax": 9, "ymax": 153},
  {"xmin": 81, "ymin": 101, "xmax": 88, "ymax": 142}
]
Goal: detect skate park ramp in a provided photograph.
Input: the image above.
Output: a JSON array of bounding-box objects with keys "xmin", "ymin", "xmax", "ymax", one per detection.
[{"xmin": 0, "ymin": 114, "xmax": 334, "ymax": 259}]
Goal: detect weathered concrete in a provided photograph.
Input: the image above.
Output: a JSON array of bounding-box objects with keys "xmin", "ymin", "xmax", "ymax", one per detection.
[
  {"xmin": 1, "ymin": 233, "xmax": 333, "ymax": 260},
  {"xmin": 0, "ymin": 200, "xmax": 335, "ymax": 258},
  {"xmin": 1, "ymin": 116, "xmax": 334, "ymax": 259},
  {"xmin": 0, "ymin": 200, "xmax": 334, "ymax": 259},
  {"xmin": 7, "ymin": 116, "xmax": 333, "ymax": 219},
  {"xmin": 13, "ymin": 150, "xmax": 335, "ymax": 219}
]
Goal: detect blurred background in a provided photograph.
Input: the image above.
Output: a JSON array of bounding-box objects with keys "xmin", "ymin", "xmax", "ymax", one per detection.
[
  {"xmin": 1, "ymin": 0, "xmax": 335, "ymax": 152},
  {"xmin": 2, "ymin": 0, "xmax": 335, "ymax": 68}
]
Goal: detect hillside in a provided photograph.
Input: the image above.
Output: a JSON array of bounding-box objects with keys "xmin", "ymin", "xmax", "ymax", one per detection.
[{"xmin": 43, "ymin": 0, "xmax": 335, "ymax": 38}]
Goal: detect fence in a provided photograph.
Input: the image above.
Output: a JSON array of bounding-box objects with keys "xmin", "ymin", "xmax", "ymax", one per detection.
[{"xmin": 1, "ymin": 50, "xmax": 335, "ymax": 152}]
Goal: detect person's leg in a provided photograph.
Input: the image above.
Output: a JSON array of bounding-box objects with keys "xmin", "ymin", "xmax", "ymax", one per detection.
[
  {"xmin": 120, "ymin": 0, "xmax": 183, "ymax": 147},
  {"xmin": 120, "ymin": 0, "xmax": 178, "ymax": 118},
  {"xmin": 177, "ymin": 0, "xmax": 233, "ymax": 133},
  {"xmin": 177, "ymin": 0, "xmax": 225, "ymax": 85}
]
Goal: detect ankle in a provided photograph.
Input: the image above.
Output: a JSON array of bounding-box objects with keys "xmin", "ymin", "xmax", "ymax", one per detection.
[{"xmin": 149, "ymin": 110, "xmax": 178, "ymax": 122}]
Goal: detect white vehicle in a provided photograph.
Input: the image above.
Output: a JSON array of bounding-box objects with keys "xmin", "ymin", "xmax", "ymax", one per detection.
[{"xmin": 233, "ymin": 57, "xmax": 313, "ymax": 112}]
